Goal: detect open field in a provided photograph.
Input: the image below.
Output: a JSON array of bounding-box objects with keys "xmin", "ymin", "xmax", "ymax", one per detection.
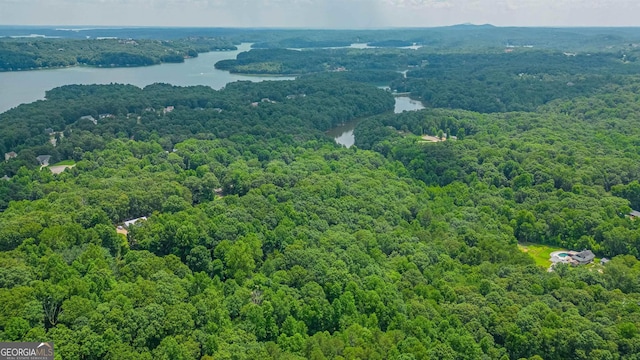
[
  {"xmin": 51, "ymin": 160, "xmax": 76, "ymax": 166},
  {"xmin": 421, "ymin": 135, "xmax": 444, "ymax": 143},
  {"xmin": 518, "ymin": 242, "xmax": 567, "ymax": 268},
  {"xmin": 48, "ymin": 164, "xmax": 75, "ymax": 174}
]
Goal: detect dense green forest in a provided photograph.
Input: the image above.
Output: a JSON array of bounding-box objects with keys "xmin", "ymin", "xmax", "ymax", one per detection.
[
  {"xmin": 1, "ymin": 76, "xmax": 640, "ymax": 359},
  {"xmin": 0, "ymin": 78, "xmax": 393, "ymax": 172},
  {"xmin": 3, "ymin": 27, "xmax": 640, "ymax": 359},
  {"xmin": 393, "ymin": 52, "xmax": 640, "ymax": 113},
  {"xmin": 4, "ymin": 25, "xmax": 640, "ymax": 72},
  {"xmin": 228, "ymin": 25, "xmax": 640, "ymax": 52},
  {"xmin": 0, "ymin": 38, "xmax": 236, "ymax": 71},
  {"xmin": 214, "ymin": 48, "xmax": 419, "ymax": 75},
  {"xmin": 355, "ymin": 83, "xmax": 640, "ymax": 257},
  {"xmin": 216, "ymin": 47, "xmax": 640, "ymax": 113}
]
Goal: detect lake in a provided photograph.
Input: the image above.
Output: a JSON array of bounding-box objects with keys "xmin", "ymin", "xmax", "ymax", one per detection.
[
  {"xmin": 329, "ymin": 96, "xmax": 425, "ymax": 148},
  {"xmin": 0, "ymin": 43, "xmax": 294, "ymax": 113},
  {"xmin": 0, "ymin": 44, "xmax": 423, "ymax": 149},
  {"xmin": 394, "ymin": 96, "xmax": 425, "ymax": 113}
]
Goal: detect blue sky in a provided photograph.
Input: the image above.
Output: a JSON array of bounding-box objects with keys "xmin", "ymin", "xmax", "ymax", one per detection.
[{"xmin": 0, "ymin": 0, "xmax": 639, "ymax": 27}]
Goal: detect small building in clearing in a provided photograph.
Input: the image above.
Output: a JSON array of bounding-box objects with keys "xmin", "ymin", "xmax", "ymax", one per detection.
[
  {"xmin": 36, "ymin": 155, "xmax": 51, "ymax": 166},
  {"xmin": 4, "ymin": 152, "xmax": 17, "ymax": 161},
  {"xmin": 124, "ymin": 216, "xmax": 147, "ymax": 228},
  {"xmin": 118, "ymin": 216, "xmax": 148, "ymax": 236},
  {"xmin": 550, "ymin": 249, "xmax": 596, "ymax": 267},
  {"xmin": 630, "ymin": 210, "xmax": 640, "ymax": 219},
  {"xmin": 572, "ymin": 250, "xmax": 595, "ymax": 265}
]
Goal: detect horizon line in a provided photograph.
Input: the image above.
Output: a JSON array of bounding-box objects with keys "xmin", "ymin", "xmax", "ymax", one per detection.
[{"xmin": 2, "ymin": 24, "xmax": 640, "ymax": 30}]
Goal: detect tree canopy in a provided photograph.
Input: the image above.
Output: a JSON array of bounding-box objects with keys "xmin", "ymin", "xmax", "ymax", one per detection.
[
  {"xmin": 2, "ymin": 29, "xmax": 640, "ymax": 359},
  {"xmin": 0, "ymin": 38, "xmax": 236, "ymax": 71}
]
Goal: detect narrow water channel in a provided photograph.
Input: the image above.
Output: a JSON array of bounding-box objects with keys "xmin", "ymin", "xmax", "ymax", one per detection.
[{"xmin": 329, "ymin": 96, "xmax": 425, "ymax": 148}]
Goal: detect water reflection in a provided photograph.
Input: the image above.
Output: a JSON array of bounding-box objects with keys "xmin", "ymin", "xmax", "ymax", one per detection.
[
  {"xmin": 0, "ymin": 43, "xmax": 294, "ymax": 113},
  {"xmin": 326, "ymin": 120, "xmax": 360, "ymax": 148},
  {"xmin": 394, "ymin": 96, "xmax": 425, "ymax": 113},
  {"xmin": 330, "ymin": 96, "xmax": 424, "ymax": 147}
]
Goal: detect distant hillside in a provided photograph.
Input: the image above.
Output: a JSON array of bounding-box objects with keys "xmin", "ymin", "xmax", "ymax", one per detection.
[{"xmin": 0, "ymin": 37, "xmax": 237, "ymax": 71}]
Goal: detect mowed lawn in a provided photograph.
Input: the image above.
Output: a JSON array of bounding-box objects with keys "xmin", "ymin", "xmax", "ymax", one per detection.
[
  {"xmin": 518, "ymin": 242, "xmax": 567, "ymax": 268},
  {"xmin": 51, "ymin": 160, "xmax": 76, "ymax": 166}
]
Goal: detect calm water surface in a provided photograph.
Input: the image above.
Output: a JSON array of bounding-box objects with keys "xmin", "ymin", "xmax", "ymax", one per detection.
[
  {"xmin": 326, "ymin": 121, "xmax": 360, "ymax": 148},
  {"xmin": 0, "ymin": 43, "xmax": 294, "ymax": 113},
  {"xmin": 0, "ymin": 44, "xmax": 423, "ymax": 149},
  {"xmin": 329, "ymin": 96, "xmax": 425, "ymax": 148},
  {"xmin": 394, "ymin": 96, "xmax": 425, "ymax": 113}
]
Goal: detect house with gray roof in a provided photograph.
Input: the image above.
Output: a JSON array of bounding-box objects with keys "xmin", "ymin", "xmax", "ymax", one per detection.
[
  {"xmin": 572, "ymin": 250, "xmax": 595, "ymax": 265},
  {"xmin": 36, "ymin": 155, "xmax": 51, "ymax": 166}
]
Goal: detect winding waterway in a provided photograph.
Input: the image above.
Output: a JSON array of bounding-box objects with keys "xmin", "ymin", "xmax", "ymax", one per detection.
[
  {"xmin": 0, "ymin": 43, "xmax": 423, "ymax": 149},
  {"xmin": 0, "ymin": 43, "xmax": 294, "ymax": 113},
  {"xmin": 328, "ymin": 96, "xmax": 425, "ymax": 148}
]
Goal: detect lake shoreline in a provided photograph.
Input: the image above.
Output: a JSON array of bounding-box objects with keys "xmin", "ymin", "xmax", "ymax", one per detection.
[
  {"xmin": 228, "ymin": 72, "xmax": 300, "ymax": 78},
  {"xmin": 328, "ymin": 96, "xmax": 425, "ymax": 147},
  {"xmin": 0, "ymin": 48, "xmax": 239, "ymax": 73},
  {"xmin": 0, "ymin": 43, "xmax": 298, "ymax": 114}
]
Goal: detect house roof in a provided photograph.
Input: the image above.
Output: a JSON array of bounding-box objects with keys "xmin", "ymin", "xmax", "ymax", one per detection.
[
  {"xmin": 124, "ymin": 216, "xmax": 147, "ymax": 227},
  {"xmin": 630, "ymin": 210, "xmax": 640, "ymax": 217},
  {"xmin": 573, "ymin": 250, "xmax": 595, "ymax": 262},
  {"xmin": 36, "ymin": 155, "xmax": 51, "ymax": 162}
]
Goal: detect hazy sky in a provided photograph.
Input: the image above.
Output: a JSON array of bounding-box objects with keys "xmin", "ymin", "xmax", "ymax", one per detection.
[{"xmin": 1, "ymin": 0, "xmax": 639, "ymax": 28}]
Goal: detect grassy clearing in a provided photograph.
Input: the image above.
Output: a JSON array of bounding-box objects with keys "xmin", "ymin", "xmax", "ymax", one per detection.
[
  {"xmin": 51, "ymin": 160, "xmax": 76, "ymax": 166},
  {"xmin": 518, "ymin": 242, "xmax": 566, "ymax": 268}
]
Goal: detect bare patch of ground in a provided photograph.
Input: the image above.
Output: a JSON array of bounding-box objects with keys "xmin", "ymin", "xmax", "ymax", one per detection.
[
  {"xmin": 48, "ymin": 164, "xmax": 76, "ymax": 174},
  {"xmin": 421, "ymin": 135, "xmax": 445, "ymax": 143}
]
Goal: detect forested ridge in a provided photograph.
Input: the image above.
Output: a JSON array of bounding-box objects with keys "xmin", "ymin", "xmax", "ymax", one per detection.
[
  {"xmin": 0, "ymin": 38, "xmax": 236, "ymax": 71},
  {"xmin": 0, "ymin": 78, "xmax": 393, "ymax": 176},
  {"xmin": 4, "ymin": 26, "xmax": 640, "ymax": 49},
  {"xmin": 2, "ymin": 40, "xmax": 640, "ymax": 360},
  {"xmin": 4, "ymin": 25, "xmax": 640, "ymax": 72},
  {"xmin": 355, "ymin": 83, "xmax": 640, "ymax": 257},
  {"xmin": 215, "ymin": 47, "xmax": 640, "ymax": 113}
]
